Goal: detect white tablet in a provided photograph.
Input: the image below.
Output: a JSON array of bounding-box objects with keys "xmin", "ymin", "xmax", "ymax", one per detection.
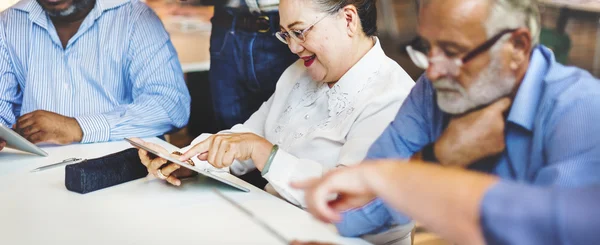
[
  {"xmin": 0, "ymin": 124, "xmax": 48, "ymax": 157},
  {"xmin": 125, "ymin": 138, "xmax": 250, "ymax": 192}
]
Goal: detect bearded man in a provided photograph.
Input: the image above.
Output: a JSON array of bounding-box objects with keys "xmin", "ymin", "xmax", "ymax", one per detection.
[{"xmin": 327, "ymin": 0, "xmax": 600, "ymax": 242}]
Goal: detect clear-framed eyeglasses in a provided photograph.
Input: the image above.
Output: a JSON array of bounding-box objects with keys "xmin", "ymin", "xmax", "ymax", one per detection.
[
  {"xmin": 406, "ymin": 29, "xmax": 518, "ymax": 77},
  {"xmin": 276, "ymin": 15, "xmax": 329, "ymax": 45}
]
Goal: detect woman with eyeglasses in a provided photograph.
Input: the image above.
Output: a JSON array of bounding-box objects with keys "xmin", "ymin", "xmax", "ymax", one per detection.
[{"xmin": 132, "ymin": 0, "xmax": 414, "ymax": 208}]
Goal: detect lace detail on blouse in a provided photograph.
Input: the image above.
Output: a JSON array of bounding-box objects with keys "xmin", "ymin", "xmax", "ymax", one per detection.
[{"xmin": 273, "ymin": 64, "xmax": 383, "ymax": 149}]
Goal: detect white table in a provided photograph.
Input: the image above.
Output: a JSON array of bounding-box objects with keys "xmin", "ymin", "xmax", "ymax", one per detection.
[
  {"xmin": 0, "ymin": 139, "xmax": 369, "ymax": 245},
  {"xmin": 539, "ymin": 0, "xmax": 600, "ymax": 76}
]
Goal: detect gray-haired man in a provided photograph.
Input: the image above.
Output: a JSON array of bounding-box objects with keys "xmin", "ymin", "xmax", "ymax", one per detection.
[{"xmin": 318, "ymin": 0, "xmax": 600, "ymax": 244}]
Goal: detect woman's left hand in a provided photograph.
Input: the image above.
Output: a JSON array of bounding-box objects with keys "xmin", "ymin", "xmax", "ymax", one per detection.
[{"xmin": 179, "ymin": 133, "xmax": 273, "ymax": 170}]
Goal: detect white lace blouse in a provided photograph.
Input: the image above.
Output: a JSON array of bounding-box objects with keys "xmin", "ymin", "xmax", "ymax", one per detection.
[{"xmin": 182, "ymin": 38, "xmax": 415, "ymax": 206}]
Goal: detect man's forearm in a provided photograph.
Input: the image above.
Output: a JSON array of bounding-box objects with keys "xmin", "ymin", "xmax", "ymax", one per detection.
[{"xmin": 363, "ymin": 162, "xmax": 498, "ymax": 245}]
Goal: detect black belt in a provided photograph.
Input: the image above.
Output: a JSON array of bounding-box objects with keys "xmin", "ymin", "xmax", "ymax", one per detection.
[{"xmin": 212, "ymin": 9, "xmax": 280, "ymax": 34}]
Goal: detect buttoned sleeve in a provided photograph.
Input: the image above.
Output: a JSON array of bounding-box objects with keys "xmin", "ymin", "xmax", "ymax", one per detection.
[
  {"xmin": 75, "ymin": 5, "xmax": 191, "ymax": 143},
  {"xmin": 0, "ymin": 23, "xmax": 21, "ymax": 127},
  {"xmin": 481, "ymin": 181, "xmax": 600, "ymax": 245},
  {"xmin": 261, "ymin": 80, "xmax": 407, "ymax": 207}
]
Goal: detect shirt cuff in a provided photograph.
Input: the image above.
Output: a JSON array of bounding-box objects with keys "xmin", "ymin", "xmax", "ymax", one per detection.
[
  {"xmin": 75, "ymin": 114, "xmax": 111, "ymax": 143},
  {"xmin": 262, "ymin": 149, "xmax": 295, "ymax": 183},
  {"xmin": 336, "ymin": 198, "xmax": 394, "ymax": 237},
  {"xmin": 261, "ymin": 149, "xmax": 310, "ymax": 206},
  {"xmin": 481, "ymin": 181, "xmax": 556, "ymax": 245}
]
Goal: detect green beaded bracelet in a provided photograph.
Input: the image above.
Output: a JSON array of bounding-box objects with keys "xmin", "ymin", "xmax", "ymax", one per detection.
[{"xmin": 261, "ymin": 144, "xmax": 279, "ymax": 176}]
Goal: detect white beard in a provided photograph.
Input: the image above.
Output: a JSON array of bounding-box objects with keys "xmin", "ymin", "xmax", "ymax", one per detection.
[
  {"xmin": 44, "ymin": 0, "xmax": 93, "ymax": 17},
  {"xmin": 434, "ymin": 53, "xmax": 517, "ymax": 115},
  {"xmin": 56, "ymin": 5, "xmax": 76, "ymax": 17}
]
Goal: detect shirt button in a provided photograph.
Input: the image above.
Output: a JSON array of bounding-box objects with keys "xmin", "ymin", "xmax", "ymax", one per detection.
[{"xmin": 304, "ymin": 114, "xmax": 310, "ymax": 120}]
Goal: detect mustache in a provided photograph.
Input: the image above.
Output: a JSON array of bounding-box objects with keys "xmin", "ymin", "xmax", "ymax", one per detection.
[{"xmin": 432, "ymin": 79, "xmax": 463, "ymax": 91}]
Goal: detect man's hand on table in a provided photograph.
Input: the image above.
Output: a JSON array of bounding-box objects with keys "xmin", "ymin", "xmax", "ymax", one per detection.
[
  {"xmin": 434, "ymin": 98, "xmax": 512, "ymax": 167},
  {"xmin": 0, "ymin": 137, "xmax": 5, "ymax": 151},
  {"xmin": 14, "ymin": 110, "xmax": 83, "ymax": 145}
]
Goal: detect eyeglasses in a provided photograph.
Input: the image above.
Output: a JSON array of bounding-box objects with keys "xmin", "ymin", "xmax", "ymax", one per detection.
[
  {"xmin": 406, "ymin": 29, "xmax": 518, "ymax": 77},
  {"xmin": 276, "ymin": 15, "xmax": 328, "ymax": 45}
]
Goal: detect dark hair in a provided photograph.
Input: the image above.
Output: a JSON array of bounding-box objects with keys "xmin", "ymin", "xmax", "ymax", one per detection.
[{"xmin": 314, "ymin": 0, "xmax": 378, "ymax": 37}]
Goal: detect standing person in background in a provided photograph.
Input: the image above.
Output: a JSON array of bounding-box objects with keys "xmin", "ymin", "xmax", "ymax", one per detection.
[{"xmin": 201, "ymin": 0, "xmax": 297, "ymax": 131}]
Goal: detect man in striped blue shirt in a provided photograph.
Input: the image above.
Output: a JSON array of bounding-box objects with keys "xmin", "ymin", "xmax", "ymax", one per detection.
[{"xmin": 0, "ymin": 0, "xmax": 191, "ymax": 149}]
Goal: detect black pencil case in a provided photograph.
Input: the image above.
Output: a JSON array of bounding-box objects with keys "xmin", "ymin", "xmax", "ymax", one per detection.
[{"xmin": 65, "ymin": 148, "xmax": 148, "ymax": 194}]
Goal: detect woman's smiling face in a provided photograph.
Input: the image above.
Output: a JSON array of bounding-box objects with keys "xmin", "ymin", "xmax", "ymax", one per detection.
[{"xmin": 278, "ymin": 0, "xmax": 356, "ymax": 83}]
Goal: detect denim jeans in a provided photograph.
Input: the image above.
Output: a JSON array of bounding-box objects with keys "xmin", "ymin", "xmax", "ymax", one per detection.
[{"xmin": 209, "ymin": 8, "xmax": 297, "ymax": 131}]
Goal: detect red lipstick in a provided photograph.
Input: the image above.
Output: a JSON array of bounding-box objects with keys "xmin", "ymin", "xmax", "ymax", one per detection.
[{"xmin": 301, "ymin": 55, "xmax": 317, "ymax": 67}]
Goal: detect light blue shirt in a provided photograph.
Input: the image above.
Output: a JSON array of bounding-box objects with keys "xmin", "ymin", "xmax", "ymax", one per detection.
[
  {"xmin": 337, "ymin": 46, "xmax": 600, "ymax": 238},
  {"xmin": 0, "ymin": 0, "xmax": 191, "ymax": 143},
  {"xmin": 481, "ymin": 181, "xmax": 600, "ymax": 245}
]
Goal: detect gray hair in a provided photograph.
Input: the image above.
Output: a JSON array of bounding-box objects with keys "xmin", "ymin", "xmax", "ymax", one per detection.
[
  {"xmin": 486, "ymin": 0, "xmax": 541, "ymax": 47},
  {"xmin": 419, "ymin": 0, "xmax": 541, "ymax": 46}
]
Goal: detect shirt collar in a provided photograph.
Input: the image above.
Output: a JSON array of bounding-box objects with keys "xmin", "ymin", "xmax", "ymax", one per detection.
[
  {"xmin": 327, "ymin": 37, "xmax": 386, "ymax": 117},
  {"xmin": 506, "ymin": 45, "xmax": 552, "ymax": 131},
  {"xmin": 12, "ymin": 0, "xmax": 46, "ymax": 28}
]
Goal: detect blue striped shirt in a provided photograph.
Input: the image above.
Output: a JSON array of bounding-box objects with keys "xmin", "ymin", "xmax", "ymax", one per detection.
[{"xmin": 0, "ymin": 0, "xmax": 191, "ymax": 143}]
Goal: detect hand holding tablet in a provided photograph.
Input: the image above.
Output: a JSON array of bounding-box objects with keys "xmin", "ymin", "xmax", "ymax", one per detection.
[
  {"xmin": 0, "ymin": 124, "xmax": 48, "ymax": 156},
  {"xmin": 126, "ymin": 138, "xmax": 249, "ymax": 192}
]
